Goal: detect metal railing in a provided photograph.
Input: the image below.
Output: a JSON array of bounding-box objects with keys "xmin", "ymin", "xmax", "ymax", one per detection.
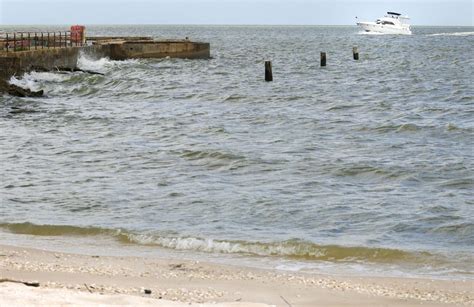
[{"xmin": 0, "ymin": 31, "xmax": 85, "ymax": 52}]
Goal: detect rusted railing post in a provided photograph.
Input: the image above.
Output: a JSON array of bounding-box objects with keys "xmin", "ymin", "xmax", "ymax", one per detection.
[
  {"xmin": 13, "ymin": 33, "xmax": 16, "ymax": 52},
  {"xmin": 47, "ymin": 32, "xmax": 50, "ymax": 49},
  {"xmin": 20, "ymin": 33, "xmax": 24, "ymax": 51},
  {"xmin": 6, "ymin": 34, "xmax": 9, "ymax": 52},
  {"xmin": 28, "ymin": 33, "xmax": 31, "ymax": 50},
  {"xmin": 35, "ymin": 33, "xmax": 38, "ymax": 50}
]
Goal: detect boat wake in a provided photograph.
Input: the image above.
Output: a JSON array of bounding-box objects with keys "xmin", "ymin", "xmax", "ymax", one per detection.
[
  {"xmin": 428, "ymin": 32, "xmax": 474, "ymax": 37},
  {"xmin": 357, "ymin": 31, "xmax": 389, "ymax": 36}
]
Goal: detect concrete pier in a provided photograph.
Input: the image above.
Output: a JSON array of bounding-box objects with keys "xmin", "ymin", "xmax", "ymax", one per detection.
[
  {"xmin": 0, "ymin": 47, "xmax": 81, "ymax": 80},
  {"xmin": 0, "ymin": 37, "xmax": 210, "ymax": 82},
  {"xmin": 102, "ymin": 40, "xmax": 210, "ymax": 60}
]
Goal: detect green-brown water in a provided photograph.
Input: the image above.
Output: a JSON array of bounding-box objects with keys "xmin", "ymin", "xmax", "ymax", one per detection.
[{"xmin": 1, "ymin": 25, "xmax": 473, "ymax": 279}]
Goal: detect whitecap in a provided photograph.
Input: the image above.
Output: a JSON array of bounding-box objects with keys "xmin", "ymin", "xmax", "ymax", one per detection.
[
  {"xmin": 9, "ymin": 71, "xmax": 71, "ymax": 92},
  {"xmin": 77, "ymin": 55, "xmax": 114, "ymax": 72},
  {"xmin": 77, "ymin": 52, "xmax": 140, "ymax": 72}
]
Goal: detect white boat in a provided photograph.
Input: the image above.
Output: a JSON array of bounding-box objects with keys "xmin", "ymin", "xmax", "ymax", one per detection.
[{"xmin": 357, "ymin": 12, "xmax": 412, "ymax": 35}]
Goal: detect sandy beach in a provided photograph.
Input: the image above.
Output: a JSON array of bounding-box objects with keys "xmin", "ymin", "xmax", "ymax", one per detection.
[{"xmin": 0, "ymin": 244, "xmax": 472, "ymax": 306}]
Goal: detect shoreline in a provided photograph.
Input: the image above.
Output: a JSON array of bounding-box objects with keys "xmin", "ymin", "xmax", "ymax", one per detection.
[{"xmin": 1, "ymin": 244, "xmax": 472, "ymax": 306}]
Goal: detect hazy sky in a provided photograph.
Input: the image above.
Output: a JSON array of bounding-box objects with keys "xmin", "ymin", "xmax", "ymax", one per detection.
[{"xmin": 0, "ymin": 0, "xmax": 472, "ymax": 26}]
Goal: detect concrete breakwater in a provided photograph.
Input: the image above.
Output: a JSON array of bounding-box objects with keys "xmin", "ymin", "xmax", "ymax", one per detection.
[
  {"xmin": 0, "ymin": 35, "xmax": 210, "ymax": 95},
  {"xmin": 93, "ymin": 38, "xmax": 210, "ymax": 61},
  {"xmin": 0, "ymin": 47, "xmax": 81, "ymax": 80}
]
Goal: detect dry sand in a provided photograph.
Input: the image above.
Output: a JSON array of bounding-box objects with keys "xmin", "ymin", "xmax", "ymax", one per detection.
[{"xmin": 0, "ymin": 244, "xmax": 472, "ymax": 306}]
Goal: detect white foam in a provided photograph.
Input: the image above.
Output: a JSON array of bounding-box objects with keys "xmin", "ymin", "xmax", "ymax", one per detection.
[
  {"xmin": 428, "ymin": 32, "xmax": 474, "ymax": 37},
  {"xmin": 275, "ymin": 263, "xmax": 308, "ymax": 272},
  {"xmin": 124, "ymin": 234, "xmax": 328, "ymax": 259},
  {"xmin": 10, "ymin": 71, "xmax": 69, "ymax": 89},
  {"xmin": 9, "ymin": 75, "xmax": 38, "ymax": 91},
  {"xmin": 127, "ymin": 235, "xmax": 244, "ymax": 254},
  {"xmin": 9, "ymin": 71, "xmax": 70, "ymax": 92},
  {"xmin": 77, "ymin": 53, "xmax": 140, "ymax": 72},
  {"xmin": 77, "ymin": 55, "xmax": 114, "ymax": 72}
]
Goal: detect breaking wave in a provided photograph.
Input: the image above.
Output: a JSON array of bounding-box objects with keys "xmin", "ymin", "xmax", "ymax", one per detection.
[
  {"xmin": 9, "ymin": 71, "xmax": 70, "ymax": 92},
  {"xmin": 0, "ymin": 222, "xmax": 462, "ymax": 266},
  {"xmin": 77, "ymin": 53, "xmax": 140, "ymax": 72}
]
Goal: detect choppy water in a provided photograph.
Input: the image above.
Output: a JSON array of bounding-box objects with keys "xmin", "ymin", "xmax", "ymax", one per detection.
[{"xmin": 1, "ymin": 26, "xmax": 473, "ymax": 279}]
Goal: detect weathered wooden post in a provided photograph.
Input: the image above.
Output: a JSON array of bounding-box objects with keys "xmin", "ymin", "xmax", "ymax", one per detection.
[
  {"xmin": 265, "ymin": 61, "xmax": 273, "ymax": 82},
  {"xmin": 6, "ymin": 34, "xmax": 8, "ymax": 52},
  {"xmin": 353, "ymin": 47, "xmax": 359, "ymax": 60},
  {"xmin": 320, "ymin": 52, "xmax": 326, "ymax": 67}
]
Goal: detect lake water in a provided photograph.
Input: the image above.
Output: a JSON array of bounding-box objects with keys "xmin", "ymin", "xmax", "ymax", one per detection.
[{"xmin": 1, "ymin": 25, "xmax": 473, "ymax": 279}]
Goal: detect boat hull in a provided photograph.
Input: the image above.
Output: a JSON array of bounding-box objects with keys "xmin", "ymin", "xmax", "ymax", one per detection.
[{"xmin": 357, "ymin": 22, "xmax": 412, "ymax": 35}]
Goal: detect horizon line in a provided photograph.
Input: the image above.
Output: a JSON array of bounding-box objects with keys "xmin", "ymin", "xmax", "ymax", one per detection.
[{"xmin": 1, "ymin": 23, "xmax": 472, "ymax": 27}]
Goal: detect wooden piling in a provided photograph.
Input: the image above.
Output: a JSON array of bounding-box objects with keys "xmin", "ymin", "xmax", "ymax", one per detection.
[
  {"xmin": 265, "ymin": 61, "xmax": 273, "ymax": 82},
  {"xmin": 320, "ymin": 52, "xmax": 326, "ymax": 67},
  {"xmin": 353, "ymin": 47, "xmax": 359, "ymax": 60}
]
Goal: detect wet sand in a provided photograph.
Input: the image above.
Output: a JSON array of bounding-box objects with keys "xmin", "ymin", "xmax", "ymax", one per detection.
[{"xmin": 0, "ymin": 244, "xmax": 472, "ymax": 306}]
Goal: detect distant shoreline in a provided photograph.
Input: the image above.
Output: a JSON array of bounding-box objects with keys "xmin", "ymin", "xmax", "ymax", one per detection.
[{"xmin": 1, "ymin": 24, "xmax": 473, "ymax": 27}]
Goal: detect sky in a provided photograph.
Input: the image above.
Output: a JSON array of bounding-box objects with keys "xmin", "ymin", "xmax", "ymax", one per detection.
[{"xmin": 0, "ymin": 0, "xmax": 472, "ymax": 26}]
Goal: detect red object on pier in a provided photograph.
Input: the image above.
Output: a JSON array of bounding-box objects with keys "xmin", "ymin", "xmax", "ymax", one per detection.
[{"xmin": 70, "ymin": 25, "xmax": 86, "ymax": 44}]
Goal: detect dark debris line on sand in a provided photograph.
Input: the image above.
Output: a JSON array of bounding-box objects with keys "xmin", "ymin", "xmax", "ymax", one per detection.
[{"xmin": 0, "ymin": 278, "xmax": 40, "ymax": 287}]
